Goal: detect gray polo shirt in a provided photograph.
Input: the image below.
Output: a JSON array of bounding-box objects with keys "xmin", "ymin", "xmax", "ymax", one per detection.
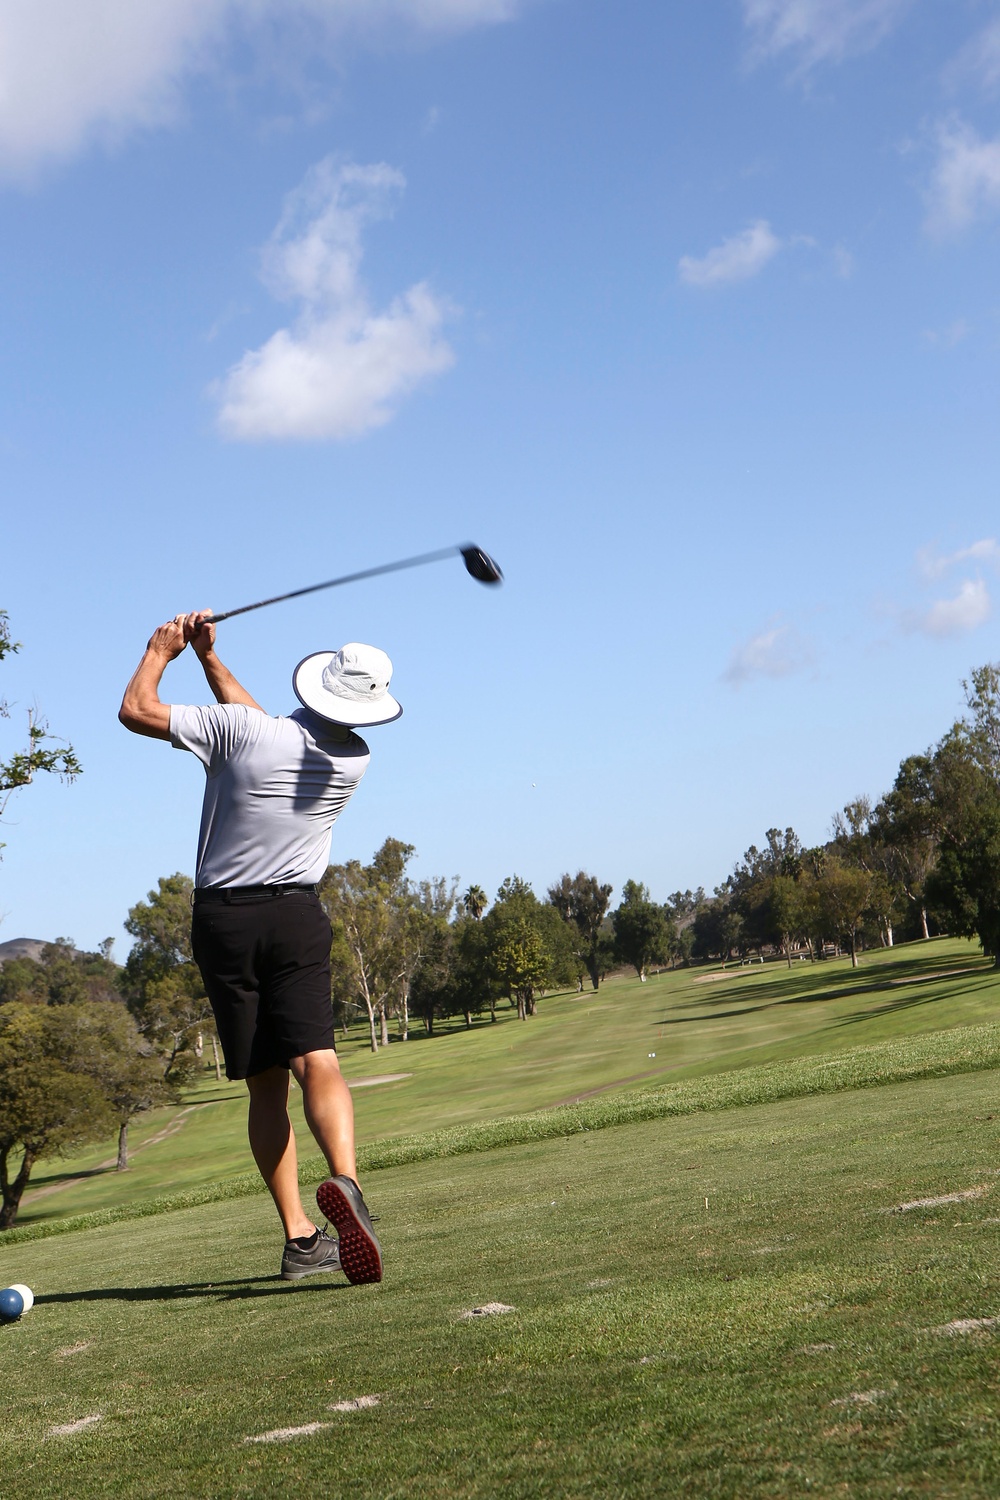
[{"xmin": 169, "ymin": 703, "xmax": 370, "ymax": 888}]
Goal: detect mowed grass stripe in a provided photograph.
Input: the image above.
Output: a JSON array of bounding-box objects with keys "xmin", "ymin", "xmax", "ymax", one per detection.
[{"xmin": 4, "ymin": 1020, "xmax": 1000, "ymax": 1249}]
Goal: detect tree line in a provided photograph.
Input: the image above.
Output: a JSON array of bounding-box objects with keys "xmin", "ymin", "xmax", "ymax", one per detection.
[{"xmin": 690, "ymin": 663, "xmax": 1000, "ymax": 972}]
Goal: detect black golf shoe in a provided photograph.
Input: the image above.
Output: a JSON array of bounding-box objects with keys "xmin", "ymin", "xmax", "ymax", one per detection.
[
  {"xmin": 280, "ymin": 1227, "xmax": 341, "ymax": 1281},
  {"xmin": 316, "ymin": 1175, "xmax": 382, "ymax": 1284}
]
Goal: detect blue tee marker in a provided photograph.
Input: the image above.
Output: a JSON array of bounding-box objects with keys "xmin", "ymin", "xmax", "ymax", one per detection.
[{"xmin": 0, "ymin": 1287, "xmax": 24, "ymax": 1322}]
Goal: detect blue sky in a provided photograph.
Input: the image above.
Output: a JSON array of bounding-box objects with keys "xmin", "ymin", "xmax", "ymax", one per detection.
[{"xmin": 3, "ymin": 0, "xmax": 1000, "ymax": 951}]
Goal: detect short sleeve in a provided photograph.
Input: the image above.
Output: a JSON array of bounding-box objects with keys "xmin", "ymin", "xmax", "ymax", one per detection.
[{"xmin": 169, "ymin": 704, "xmax": 251, "ymax": 773}]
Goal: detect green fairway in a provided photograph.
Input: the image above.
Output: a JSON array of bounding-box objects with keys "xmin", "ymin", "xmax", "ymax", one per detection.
[
  {"xmin": 4, "ymin": 1059, "xmax": 1000, "ymax": 1497},
  {"xmin": 16, "ymin": 936, "xmax": 1000, "ymax": 1228}
]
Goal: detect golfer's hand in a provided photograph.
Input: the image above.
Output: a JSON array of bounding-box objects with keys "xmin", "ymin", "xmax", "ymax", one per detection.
[
  {"xmin": 184, "ymin": 611, "xmax": 216, "ymax": 660},
  {"xmin": 147, "ymin": 617, "xmax": 187, "ymax": 660}
]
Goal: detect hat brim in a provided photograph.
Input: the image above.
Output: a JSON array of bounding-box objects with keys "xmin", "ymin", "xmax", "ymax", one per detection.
[{"xmin": 292, "ymin": 651, "xmax": 403, "ymax": 727}]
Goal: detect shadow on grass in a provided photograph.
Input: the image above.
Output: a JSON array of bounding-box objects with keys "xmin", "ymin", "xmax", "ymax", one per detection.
[
  {"xmin": 34, "ymin": 1276, "xmax": 353, "ymax": 1305},
  {"xmin": 28, "ymin": 1166, "xmax": 116, "ymax": 1189},
  {"xmin": 653, "ymin": 954, "xmax": 997, "ymax": 1029}
]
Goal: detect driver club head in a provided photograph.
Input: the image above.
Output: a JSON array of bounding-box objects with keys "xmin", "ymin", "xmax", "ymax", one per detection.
[{"xmin": 460, "ymin": 545, "xmax": 503, "ymax": 585}]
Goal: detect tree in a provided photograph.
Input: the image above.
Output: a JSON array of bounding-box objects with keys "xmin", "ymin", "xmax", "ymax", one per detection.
[
  {"xmin": 486, "ymin": 912, "xmax": 548, "ymax": 1019},
  {"xmin": 408, "ymin": 921, "xmax": 454, "ymax": 1036},
  {"xmin": 769, "ymin": 873, "xmax": 807, "ymax": 968},
  {"xmin": 815, "ymin": 859, "xmax": 874, "ymax": 968},
  {"xmin": 482, "ymin": 876, "xmax": 576, "ymax": 1018},
  {"xmin": 612, "ymin": 880, "xmax": 673, "ymax": 981},
  {"xmin": 0, "ymin": 611, "xmax": 82, "ymax": 854},
  {"xmin": 80, "ymin": 1003, "xmax": 172, "ymax": 1171},
  {"xmin": 874, "ymin": 755, "xmax": 938, "ymax": 941},
  {"xmin": 547, "ymin": 871, "xmax": 614, "ymax": 990},
  {"xmin": 832, "ymin": 797, "xmax": 905, "ymax": 948},
  {"xmin": 462, "ymin": 884, "xmax": 488, "ymax": 921},
  {"xmin": 320, "ymin": 839, "xmax": 442, "ymax": 1050},
  {"xmin": 665, "ymin": 890, "xmax": 704, "ymax": 968},
  {"xmin": 0, "ymin": 1003, "xmax": 115, "ymax": 1227},
  {"xmin": 919, "ymin": 667, "xmax": 1000, "ymax": 965},
  {"xmin": 725, "ymin": 828, "xmax": 804, "ymax": 959},
  {"xmin": 122, "ymin": 875, "xmax": 213, "ymax": 1082}
]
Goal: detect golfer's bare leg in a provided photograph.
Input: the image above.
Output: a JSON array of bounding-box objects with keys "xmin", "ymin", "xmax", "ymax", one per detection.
[
  {"xmin": 289, "ymin": 1048, "xmax": 358, "ymax": 1183},
  {"xmin": 246, "ymin": 1067, "xmax": 314, "ymax": 1240}
]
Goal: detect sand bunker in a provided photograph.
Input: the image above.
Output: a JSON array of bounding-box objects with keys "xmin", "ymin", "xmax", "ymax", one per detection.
[{"xmin": 692, "ymin": 970, "xmax": 762, "ymax": 984}]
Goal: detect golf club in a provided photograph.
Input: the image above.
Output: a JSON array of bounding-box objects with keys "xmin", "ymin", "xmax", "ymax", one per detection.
[{"xmin": 201, "ymin": 543, "xmax": 502, "ymax": 626}]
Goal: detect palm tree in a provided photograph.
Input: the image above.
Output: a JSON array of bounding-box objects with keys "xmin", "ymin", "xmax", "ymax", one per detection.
[{"xmin": 463, "ymin": 884, "xmax": 488, "ymax": 920}]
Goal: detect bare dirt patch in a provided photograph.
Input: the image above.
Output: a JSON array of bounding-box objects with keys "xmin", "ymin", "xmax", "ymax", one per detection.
[
  {"xmin": 244, "ymin": 1422, "xmax": 328, "ymax": 1445},
  {"xmin": 47, "ymin": 1414, "xmax": 102, "ymax": 1438},
  {"xmin": 891, "ymin": 1185, "xmax": 989, "ymax": 1213},
  {"xmin": 927, "ymin": 1316, "xmax": 1000, "ymax": 1336},
  {"xmin": 328, "ymin": 1394, "xmax": 381, "ymax": 1412},
  {"xmin": 55, "ymin": 1342, "xmax": 92, "ymax": 1359},
  {"xmin": 461, "ymin": 1302, "xmax": 515, "ymax": 1319},
  {"xmin": 831, "ymin": 1389, "xmax": 891, "ymax": 1407}
]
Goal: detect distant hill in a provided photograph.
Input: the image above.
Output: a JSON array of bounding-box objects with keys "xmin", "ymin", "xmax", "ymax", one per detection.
[{"xmin": 0, "ymin": 938, "xmax": 60, "ymax": 965}]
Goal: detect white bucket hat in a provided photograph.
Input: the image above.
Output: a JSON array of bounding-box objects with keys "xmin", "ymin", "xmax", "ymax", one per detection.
[{"xmin": 292, "ymin": 643, "xmax": 402, "ymax": 727}]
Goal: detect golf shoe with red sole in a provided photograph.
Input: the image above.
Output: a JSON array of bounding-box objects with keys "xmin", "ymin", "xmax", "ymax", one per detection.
[{"xmin": 316, "ymin": 1175, "xmax": 382, "ymax": 1284}]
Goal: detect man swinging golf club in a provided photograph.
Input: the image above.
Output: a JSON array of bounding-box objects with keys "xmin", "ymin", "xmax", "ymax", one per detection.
[{"xmin": 119, "ymin": 611, "xmax": 397, "ymax": 1284}]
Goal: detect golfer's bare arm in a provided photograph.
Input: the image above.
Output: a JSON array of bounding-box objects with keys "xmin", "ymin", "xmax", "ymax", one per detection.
[
  {"xmin": 183, "ymin": 612, "xmax": 264, "ymax": 712},
  {"xmin": 118, "ymin": 613, "xmax": 262, "ymax": 740}
]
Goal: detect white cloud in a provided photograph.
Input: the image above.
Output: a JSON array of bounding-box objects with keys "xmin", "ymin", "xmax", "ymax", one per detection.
[
  {"xmin": 925, "ymin": 119, "xmax": 1000, "ymax": 236},
  {"xmin": 0, "ymin": 1, "xmax": 519, "ymax": 178},
  {"xmin": 831, "ymin": 244, "xmax": 855, "ymax": 278},
  {"xmin": 917, "ymin": 538, "xmax": 1000, "ymax": 579},
  {"xmin": 213, "ymin": 158, "xmax": 455, "ymax": 442},
  {"xmin": 921, "ymin": 319, "xmax": 970, "ymax": 350},
  {"xmin": 679, "ymin": 220, "xmax": 782, "ymax": 288},
  {"xmin": 723, "ymin": 622, "xmax": 812, "ymax": 687},
  {"xmin": 909, "ymin": 578, "xmax": 991, "ymax": 638},
  {"xmin": 742, "ymin": 0, "xmax": 909, "ymax": 68},
  {"xmin": 948, "ymin": 18, "xmax": 1000, "ymax": 95}
]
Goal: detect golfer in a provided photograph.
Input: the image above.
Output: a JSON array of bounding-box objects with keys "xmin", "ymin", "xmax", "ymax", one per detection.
[{"xmin": 119, "ymin": 611, "xmax": 399, "ymax": 1285}]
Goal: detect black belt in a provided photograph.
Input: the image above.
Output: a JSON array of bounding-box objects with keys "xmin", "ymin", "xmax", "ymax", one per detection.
[{"xmin": 193, "ymin": 884, "xmax": 317, "ymax": 904}]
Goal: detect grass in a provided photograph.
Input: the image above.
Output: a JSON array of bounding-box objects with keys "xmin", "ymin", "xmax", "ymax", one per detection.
[
  {"xmin": 17, "ymin": 935, "xmax": 1000, "ymax": 1227},
  {"xmin": 5, "ymin": 1016, "xmax": 1000, "ymax": 1248},
  {"xmin": 4, "ymin": 1064, "xmax": 1000, "ymax": 1496}
]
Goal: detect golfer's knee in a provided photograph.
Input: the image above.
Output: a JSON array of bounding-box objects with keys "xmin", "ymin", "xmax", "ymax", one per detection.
[
  {"xmin": 289, "ymin": 1049, "xmax": 342, "ymax": 1087},
  {"xmin": 246, "ymin": 1065, "xmax": 289, "ymax": 1103}
]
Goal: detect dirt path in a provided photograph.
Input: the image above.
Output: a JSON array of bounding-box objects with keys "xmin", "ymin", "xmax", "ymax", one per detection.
[
  {"xmin": 546, "ymin": 1063, "xmax": 684, "ymax": 1109},
  {"xmin": 348, "ymin": 1073, "xmax": 411, "ymax": 1088},
  {"xmin": 22, "ymin": 1104, "xmax": 204, "ymax": 1205}
]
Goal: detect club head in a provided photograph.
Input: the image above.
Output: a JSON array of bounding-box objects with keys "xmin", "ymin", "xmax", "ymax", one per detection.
[{"xmin": 460, "ymin": 545, "xmax": 503, "ymax": 585}]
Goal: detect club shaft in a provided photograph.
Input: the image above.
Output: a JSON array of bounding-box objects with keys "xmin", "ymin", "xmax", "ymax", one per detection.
[{"xmin": 204, "ymin": 546, "xmax": 461, "ymax": 624}]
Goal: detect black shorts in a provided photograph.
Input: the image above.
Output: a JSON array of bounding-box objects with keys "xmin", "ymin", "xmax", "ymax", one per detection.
[{"xmin": 191, "ymin": 889, "xmax": 336, "ymax": 1081}]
